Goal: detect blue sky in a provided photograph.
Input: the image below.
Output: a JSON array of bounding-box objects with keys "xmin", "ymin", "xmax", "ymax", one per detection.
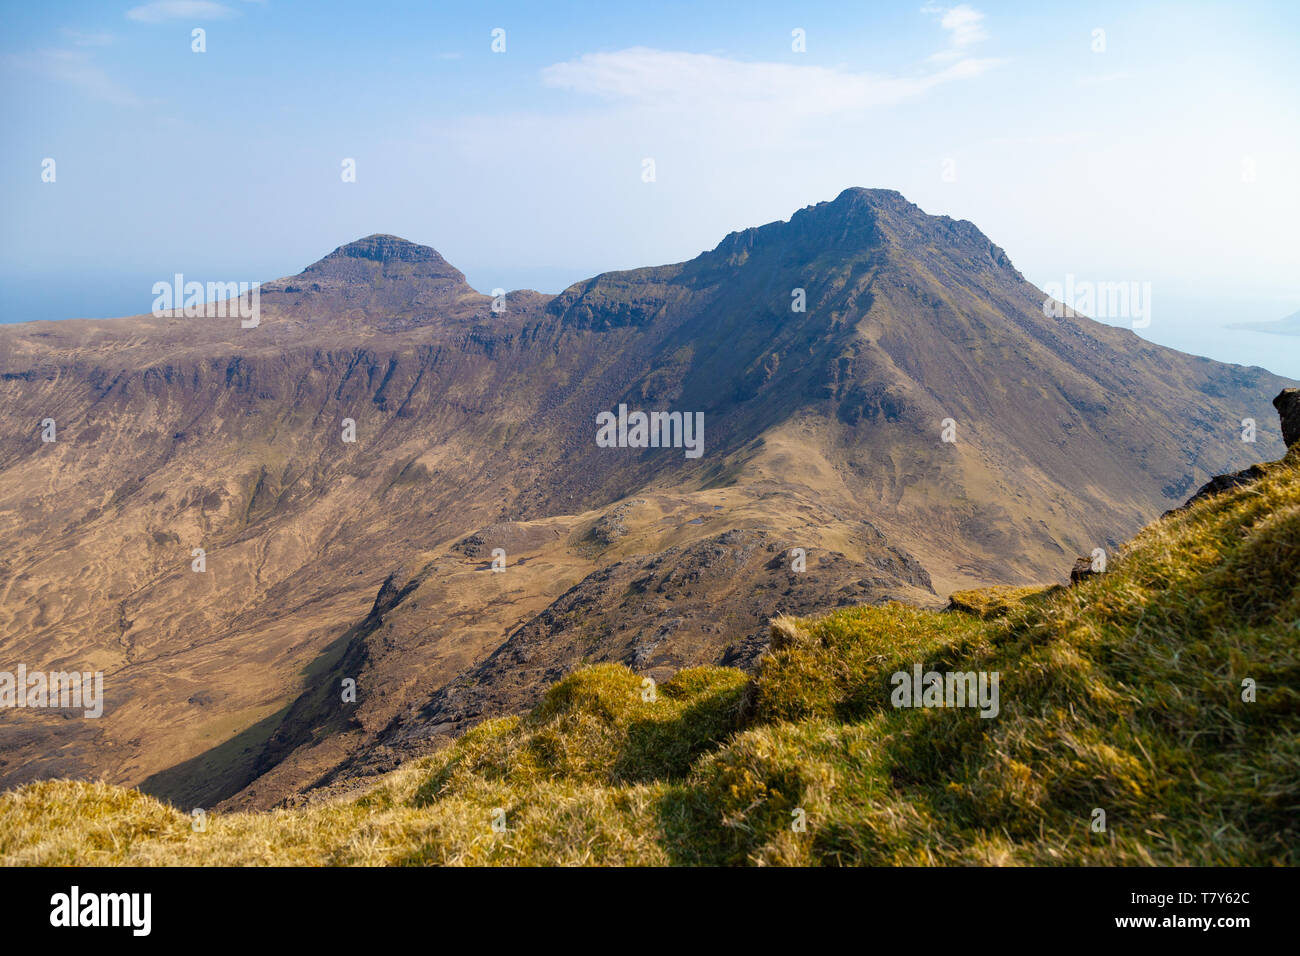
[{"xmin": 2, "ymin": 0, "xmax": 1298, "ymax": 376}]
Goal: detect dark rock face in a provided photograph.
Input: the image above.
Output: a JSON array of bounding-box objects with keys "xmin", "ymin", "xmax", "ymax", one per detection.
[
  {"xmin": 1070, "ymin": 556, "xmax": 1099, "ymax": 584},
  {"xmin": 331, "ymin": 234, "xmax": 447, "ymax": 264},
  {"xmin": 1275, "ymin": 388, "xmax": 1300, "ymax": 449},
  {"xmin": 587, "ymin": 500, "xmax": 646, "ymax": 547},
  {"xmin": 366, "ymin": 572, "xmax": 417, "ymax": 625}
]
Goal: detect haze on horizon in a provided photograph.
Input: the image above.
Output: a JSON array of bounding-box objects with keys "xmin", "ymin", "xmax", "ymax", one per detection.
[{"xmin": 2, "ymin": 0, "xmax": 1298, "ymax": 376}]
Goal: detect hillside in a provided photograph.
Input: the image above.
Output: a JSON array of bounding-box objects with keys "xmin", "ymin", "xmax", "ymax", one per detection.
[
  {"xmin": 4, "ymin": 415, "xmax": 1296, "ymax": 866},
  {"xmin": 0, "ymin": 188, "xmax": 1291, "ymax": 811}
]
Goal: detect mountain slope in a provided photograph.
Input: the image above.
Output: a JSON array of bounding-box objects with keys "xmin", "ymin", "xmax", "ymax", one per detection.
[
  {"xmin": 5, "ymin": 415, "xmax": 1296, "ymax": 865},
  {"xmin": 0, "ymin": 188, "xmax": 1291, "ymax": 809}
]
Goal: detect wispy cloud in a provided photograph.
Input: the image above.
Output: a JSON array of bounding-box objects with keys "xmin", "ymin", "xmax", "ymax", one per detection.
[
  {"xmin": 543, "ymin": 7, "xmax": 998, "ymax": 117},
  {"xmin": 542, "ymin": 48, "xmax": 999, "ymax": 116},
  {"xmin": 61, "ymin": 29, "xmax": 116, "ymax": 47},
  {"xmin": 3, "ymin": 48, "xmax": 140, "ymax": 106},
  {"xmin": 923, "ymin": 3, "xmax": 990, "ymax": 63},
  {"xmin": 126, "ymin": 1, "xmax": 237, "ymax": 23}
]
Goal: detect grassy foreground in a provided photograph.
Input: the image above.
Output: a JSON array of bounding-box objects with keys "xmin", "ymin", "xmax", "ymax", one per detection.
[{"xmin": 4, "ymin": 449, "xmax": 1297, "ymax": 866}]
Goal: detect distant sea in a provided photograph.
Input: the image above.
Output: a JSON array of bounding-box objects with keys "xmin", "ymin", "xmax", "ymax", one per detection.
[{"xmin": 1133, "ymin": 322, "xmax": 1299, "ymax": 381}]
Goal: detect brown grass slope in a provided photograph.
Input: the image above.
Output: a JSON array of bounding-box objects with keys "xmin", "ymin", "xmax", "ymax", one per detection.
[{"xmin": 2, "ymin": 441, "xmax": 1296, "ymax": 866}]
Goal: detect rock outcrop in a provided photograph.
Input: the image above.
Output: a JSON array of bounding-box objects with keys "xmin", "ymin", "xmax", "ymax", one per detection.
[
  {"xmin": 1275, "ymin": 388, "xmax": 1300, "ymax": 449},
  {"xmin": 1070, "ymin": 555, "xmax": 1101, "ymax": 584},
  {"xmin": 1167, "ymin": 389, "xmax": 1299, "ymax": 516}
]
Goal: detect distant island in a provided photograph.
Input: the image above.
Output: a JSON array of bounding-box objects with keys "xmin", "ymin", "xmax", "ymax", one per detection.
[{"xmin": 1229, "ymin": 309, "xmax": 1300, "ymax": 335}]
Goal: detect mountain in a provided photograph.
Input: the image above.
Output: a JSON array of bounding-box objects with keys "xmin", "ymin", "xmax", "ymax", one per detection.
[
  {"xmin": 6, "ymin": 395, "xmax": 1298, "ymax": 865},
  {"xmin": 0, "ymin": 188, "xmax": 1291, "ymax": 810}
]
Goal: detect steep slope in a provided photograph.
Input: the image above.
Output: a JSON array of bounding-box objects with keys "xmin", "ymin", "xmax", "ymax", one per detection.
[{"xmin": 0, "ymin": 189, "xmax": 1290, "ymax": 809}]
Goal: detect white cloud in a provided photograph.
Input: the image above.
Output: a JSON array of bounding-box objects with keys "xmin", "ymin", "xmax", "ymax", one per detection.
[
  {"xmin": 126, "ymin": 1, "xmax": 237, "ymax": 23},
  {"xmin": 542, "ymin": 47, "xmax": 1000, "ymax": 116},
  {"xmin": 924, "ymin": 3, "xmax": 990, "ymax": 63},
  {"xmin": 3, "ymin": 48, "xmax": 140, "ymax": 106},
  {"xmin": 542, "ymin": 6, "xmax": 997, "ymax": 117}
]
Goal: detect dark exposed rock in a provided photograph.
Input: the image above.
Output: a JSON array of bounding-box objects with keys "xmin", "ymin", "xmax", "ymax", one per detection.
[
  {"xmin": 452, "ymin": 521, "xmax": 570, "ymax": 559},
  {"xmin": 586, "ymin": 499, "xmax": 646, "ymax": 547},
  {"xmin": 1275, "ymin": 388, "xmax": 1300, "ymax": 449},
  {"xmin": 329, "ymin": 234, "xmax": 448, "ymax": 265},
  {"xmin": 452, "ymin": 534, "xmax": 486, "ymax": 558},
  {"xmin": 1070, "ymin": 556, "xmax": 1100, "ymax": 584},
  {"xmin": 1165, "ymin": 465, "xmax": 1268, "ymax": 517},
  {"xmin": 366, "ymin": 572, "xmax": 417, "ymax": 625}
]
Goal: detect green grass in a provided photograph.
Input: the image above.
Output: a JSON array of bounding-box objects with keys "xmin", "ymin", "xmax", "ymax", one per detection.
[{"xmin": 4, "ymin": 448, "xmax": 1297, "ymax": 865}]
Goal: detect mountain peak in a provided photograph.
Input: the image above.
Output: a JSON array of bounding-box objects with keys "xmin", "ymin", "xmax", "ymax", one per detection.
[
  {"xmin": 698, "ymin": 186, "xmax": 1016, "ymax": 279},
  {"xmin": 254, "ymin": 233, "xmax": 475, "ymax": 315},
  {"xmin": 806, "ymin": 186, "xmax": 963, "ymax": 233},
  {"xmin": 261, "ymin": 233, "xmax": 474, "ymax": 301},
  {"xmin": 325, "ymin": 234, "xmax": 448, "ymax": 265},
  {"xmin": 830, "ymin": 186, "xmax": 910, "ymax": 206}
]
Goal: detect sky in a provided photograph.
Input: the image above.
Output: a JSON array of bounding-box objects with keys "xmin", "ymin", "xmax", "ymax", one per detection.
[{"xmin": 1, "ymin": 0, "xmax": 1298, "ymax": 376}]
